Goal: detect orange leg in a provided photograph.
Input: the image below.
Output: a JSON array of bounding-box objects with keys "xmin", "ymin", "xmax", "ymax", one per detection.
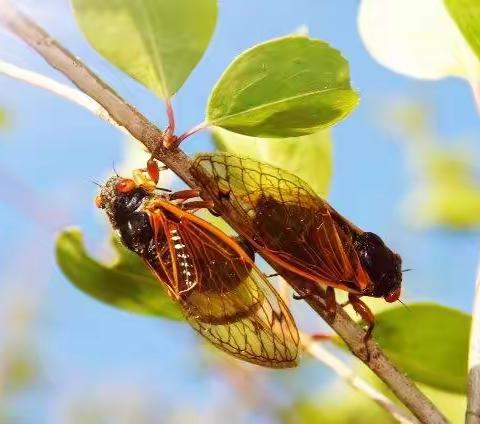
[
  {"xmin": 181, "ymin": 200, "xmax": 215, "ymax": 211},
  {"xmin": 170, "ymin": 189, "xmax": 201, "ymax": 201},
  {"xmin": 348, "ymin": 293, "xmax": 375, "ymax": 342}
]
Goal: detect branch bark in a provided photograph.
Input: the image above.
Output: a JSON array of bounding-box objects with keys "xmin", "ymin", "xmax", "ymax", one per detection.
[
  {"xmin": 467, "ymin": 258, "xmax": 480, "ymax": 424},
  {"xmin": 0, "ymin": 2, "xmax": 447, "ymax": 423}
]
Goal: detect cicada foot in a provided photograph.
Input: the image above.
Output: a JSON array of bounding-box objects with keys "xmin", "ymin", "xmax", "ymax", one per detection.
[{"xmin": 293, "ymin": 291, "xmax": 312, "ymax": 300}]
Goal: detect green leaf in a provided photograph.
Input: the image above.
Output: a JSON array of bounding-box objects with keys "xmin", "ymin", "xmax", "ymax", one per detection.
[
  {"xmin": 72, "ymin": 0, "xmax": 217, "ymax": 98},
  {"xmin": 445, "ymin": 0, "xmax": 480, "ymax": 60},
  {"xmin": 212, "ymin": 127, "xmax": 332, "ymax": 197},
  {"xmin": 56, "ymin": 228, "xmax": 183, "ymax": 320},
  {"xmin": 373, "ymin": 303, "xmax": 470, "ymax": 394},
  {"xmin": 207, "ymin": 36, "xmax": 359, "ymax": 137}
]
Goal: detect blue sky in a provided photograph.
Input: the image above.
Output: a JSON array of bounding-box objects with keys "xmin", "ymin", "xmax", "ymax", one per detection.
[{"xmin": 1, "ymin": 0, "xmax": 479, "ymax": 421}]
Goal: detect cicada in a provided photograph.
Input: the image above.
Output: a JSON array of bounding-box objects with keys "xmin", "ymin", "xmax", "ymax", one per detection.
[
  {"xmin": 95, "ymin": 162, "xmax": 299, "ymax": 368},
  {"xmin": 191, "ymin": 153, "xmax": 404, "ymax": 335}
]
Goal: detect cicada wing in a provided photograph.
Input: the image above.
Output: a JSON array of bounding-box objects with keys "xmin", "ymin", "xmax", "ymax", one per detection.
[
  {"xmin": 191, "ymin": 153, "xmax": 370, "ymax": 292},
  {"xmin": 147, "ymin": 207, "xmax": 299, "ymax": 368}
]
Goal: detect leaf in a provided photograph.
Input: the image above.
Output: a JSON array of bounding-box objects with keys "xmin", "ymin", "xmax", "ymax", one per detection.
[
  {"xmin": 358, "ymin": 0, "xmax": 480, "ymax": 107},
  {"xmin": 372, "ymin": 303, "xmax": 470, "ymax": 394},
  {"xmin": 212, "ymin": 127, "xmax": 332, "ymax": 197},
  {"xmin": 445, "ymin": 0, "xmax": 480, "ymax": 60},
  {"xmin": 72, "ymin": 0, "xmax": 217, "ymax": 98},
  {"xmin": 56, "ymin": 228, "xmax": 183, "ymax": 320},
  {"xmin": 207, "ymin": 36, "xmax": 359, "ymax": 137}
]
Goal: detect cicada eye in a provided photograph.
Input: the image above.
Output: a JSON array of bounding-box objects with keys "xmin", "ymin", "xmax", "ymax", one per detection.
[
  {"xmin": 95, "ymin": 195, "xmax": 105, "ymax": 208},
  {"xmin": 116, "ymin": 179, "xmax": 136, "ymax": 193}
]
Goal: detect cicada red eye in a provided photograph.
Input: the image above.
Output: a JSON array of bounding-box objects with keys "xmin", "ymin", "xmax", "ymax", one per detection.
[
  {"xmin": 116, "ymin": 178, "xmax": 136, "ymax": 193},
  {"xmin": 147, "ymin": 158, "xmax": 160, "ymax": 185},
  {"xmin": 95, "ymin": 195, "xmax": 104, "ymax": 208}
]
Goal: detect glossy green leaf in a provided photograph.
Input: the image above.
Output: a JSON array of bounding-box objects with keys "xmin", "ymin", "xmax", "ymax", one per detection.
[
  {"xmin": 212, "ymin": 127, "xmax": 332, "ymax": 197},
  {"xmin": 56, "ymin": 228, "xmax": 183, "ymax": 320},
  {"xmin": 207, "ymin": 36, "xmax": 359, "ymax": 137},
  {"xmin": 445, "ymin": 0, "xmax": 480, "ymax": 60},
  {"xmin": 72, "ymin": 0, "xmax": 217, "ymax": 98},
  {"xmin": 373, "ymin": 303, "xmax": 470, "ymax": 394}
]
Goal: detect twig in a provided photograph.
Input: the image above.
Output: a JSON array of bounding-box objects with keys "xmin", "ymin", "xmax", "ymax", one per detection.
[
  {"xmin": 467, "ymin": 257, "xmax": 480, "ymax": 423},
  {"xmin": 301, "ymin": 333, "xmax": 419, "ymax": 424},
  {"xmin": 0, "ymin": 2, "xmax": 448, "ymax": 423},
  {"xmin": 0, "ymin": 60, "xmax": 127, "ymax": 133}
]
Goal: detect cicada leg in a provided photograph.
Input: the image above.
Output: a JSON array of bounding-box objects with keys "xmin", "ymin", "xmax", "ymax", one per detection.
[
  {"xmin": 181, "ymin": 200, "xmax": 215, "ymax": 211},
  {"xmin": 169, "ymin": 189, "xmax": 201, "ymax": 201},
  {"xmin": 169, "ymin": 190, "xmax": 221, "ymax": 218},
  {"xmin": 348, "ymin": 293, "xmax": 375, "ymax": 361}
]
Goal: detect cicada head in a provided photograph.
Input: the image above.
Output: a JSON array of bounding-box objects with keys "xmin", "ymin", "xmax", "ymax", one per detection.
[
  {"xmin": 355, "ymin": 232, "xmax": 402, "ymax": 302},
  {"xmin": 96, "ymin": 176, "xmax": 151, "ymax": 229}
]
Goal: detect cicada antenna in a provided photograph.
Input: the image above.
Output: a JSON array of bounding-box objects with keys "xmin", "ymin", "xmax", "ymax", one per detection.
[
  {"xmin": 402, "ymin": 268, "xmax": 413, "ymax": 273},
  {"xmin": 112, "ymin": 161, "xmax": 119, "ymax": 177},
  {"xmin": 91, "ymin": 180, "xmax": 102, "ymax": 187},
  {"xmin": 397, "ymin": 298, "xmax": 410, "ymax": 311}
]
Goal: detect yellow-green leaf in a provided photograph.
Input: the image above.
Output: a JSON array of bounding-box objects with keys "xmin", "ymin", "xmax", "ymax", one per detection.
[
  {"xmin": 72, "ymin": 0, "xmax": 217, "ymax": 98},
  {"xmin": 373, "ymin": 303, "xmax": 470, "ymax": 394},
  {"xmin": 445, "ymin": 0, "xmax": 480, "ymax": 60},
  {"xmin": 207, "ymin": 36, "xmax": 359, "ymax": 137},
  {"xmin": 212, "ymin": 127, "xmax": 332, "ymax": 197},
  {"xmin": 56, "ymin": 228, "xmax": 183, "ymax": 320}
]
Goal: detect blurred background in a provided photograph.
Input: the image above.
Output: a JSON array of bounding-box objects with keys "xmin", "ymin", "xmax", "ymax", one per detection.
[{"xmin": 0, "ymin": 0, "xmax": 479, "ymax": 422}]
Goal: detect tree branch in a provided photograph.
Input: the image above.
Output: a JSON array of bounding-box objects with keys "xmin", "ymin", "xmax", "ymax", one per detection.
[
  {"xmin": 467, "ymin": 257, "xmax": 480, "ymax": 424},
  {"xmin": 0, "ymin": 2, "xmax": 447, "ymax": 423},
  {"xmin": 301, "ymin": 333, "xmax": 419, "ymax": 424}
]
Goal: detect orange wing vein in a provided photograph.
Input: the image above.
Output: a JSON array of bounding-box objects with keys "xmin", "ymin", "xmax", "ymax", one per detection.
[
  {"xmin": 191, "ymin": 153, "xmax": 370, "ymax": 293},
  {"xmin": 145, "ymin": 202, "xmax": 299, "ymax": 368}
]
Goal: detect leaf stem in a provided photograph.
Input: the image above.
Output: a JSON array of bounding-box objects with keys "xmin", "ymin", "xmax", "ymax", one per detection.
[
  {"xmin": 0, "ymin": 2, "xmax": 447, "ymax": 422},
  {"xmin": 301, "ymin": 333, "xmax": 419, "ymax": 424},
  {"xmin": 176, "ymin": 120, "xmax": 211, "ymax": 145},
  {"xmin": 467, "ymin": 256, "xmax": 480, "ymax": 423}
]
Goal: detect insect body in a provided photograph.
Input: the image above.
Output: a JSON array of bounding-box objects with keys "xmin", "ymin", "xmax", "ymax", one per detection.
[
  {"xmin": 96, "ymin": 165, "xmax": 299, "ymax": 368},
  {"xmin": 191, "ymin": 153, "xmax": 403, "ymax": 334}
]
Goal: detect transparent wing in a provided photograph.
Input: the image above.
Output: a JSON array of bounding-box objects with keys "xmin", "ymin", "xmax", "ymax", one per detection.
[
  {"xmin": 147, "ymin": 207, "xmax": 299, "ymax": 368},
  {"xmin": 191, "ymin": 153, "xmax": 370, "ymax": 292}
]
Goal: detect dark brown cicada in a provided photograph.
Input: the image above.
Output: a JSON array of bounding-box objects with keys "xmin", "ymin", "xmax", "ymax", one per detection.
[
  {"xmin": 191, "ymin": 153, "xmax": 404, "ymax": 335},
  {"xmin": 95, "ymin": 162, "xmax": 299, "ymax": 368}
]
